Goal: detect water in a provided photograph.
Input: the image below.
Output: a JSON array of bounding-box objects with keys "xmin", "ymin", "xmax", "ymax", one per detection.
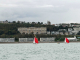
[{"xmin": 0, "ymin": 43, "xmax": 80, "ymax": 60}]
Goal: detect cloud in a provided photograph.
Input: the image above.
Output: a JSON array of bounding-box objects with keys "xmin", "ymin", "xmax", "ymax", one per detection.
[{"xmin": 0, "ymin": 0, "xmax": 80, "ymax": 24}]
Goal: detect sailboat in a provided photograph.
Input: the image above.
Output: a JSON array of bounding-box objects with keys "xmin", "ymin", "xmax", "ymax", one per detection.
[
  {"xmin": 65, "ymin": 38, "xmax": 69, "ymax": 43},
  {"xmin": 33, "ymin": 37, "xmax": 38, "ymax": 44}
]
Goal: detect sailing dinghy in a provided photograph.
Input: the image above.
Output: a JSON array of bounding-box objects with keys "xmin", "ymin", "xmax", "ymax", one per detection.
[
  {"xmin": 33, "ymin": 37, "xmax": 38, "ymax": 44},
  {"xmin": 65, "ymin": 38, "xmax": 69, "ymax": 43}
]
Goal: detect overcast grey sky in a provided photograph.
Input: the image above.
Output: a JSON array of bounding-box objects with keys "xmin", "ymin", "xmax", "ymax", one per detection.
[{"xmin": 0, "ymin": 0, "xmax": 80, "ymax": 24}]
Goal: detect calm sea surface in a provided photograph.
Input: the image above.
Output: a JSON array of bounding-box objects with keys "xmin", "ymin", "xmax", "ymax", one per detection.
[{"xmin": 0, "ymin": 43, "xmax": 80, "ymax": 60}]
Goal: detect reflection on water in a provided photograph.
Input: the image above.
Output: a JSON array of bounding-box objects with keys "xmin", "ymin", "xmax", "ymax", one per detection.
[{"xmin": 0, "ymin": 43, "xmax": 80, "ymax": 60}]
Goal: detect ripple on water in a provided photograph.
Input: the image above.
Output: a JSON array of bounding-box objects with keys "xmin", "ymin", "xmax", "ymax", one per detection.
[{"xmin": 0, "ymin": 43, "xmax": 80, "ymax": 60}]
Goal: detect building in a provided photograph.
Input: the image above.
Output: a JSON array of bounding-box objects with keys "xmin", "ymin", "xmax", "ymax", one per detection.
[
  {"xmin": 19, "ymin": 38, "xmax": 34, "ymax": 42},
  {"xmin": 40, "ymin": 37, "xmax": 55, "ymax": 42},
  {"xmin": 68, "ymin": 28, "xmax": 73, "ymax": 31},
  {"xmin": 73, "ymin": 27, "xmax": 80, "ymax": 31},
  {"xmin": 70, "ymin": 23, "xmax": 80, "ymax": 27},
  {"xmin": 47, "ymin": 31, "xmax": 50, "ymax": 34},
  {"xmin": 60, "ymin": 23, "xmax": 70, "ymax": 27},
  {"xmin": 0, "ymin": 38, "xmax": 15, "ymax": 42},
  {"xmin": 0, "ymin": 21, "xmax": 4, "ymax": 23},
  {"xmin": 18, "ymin": 27, "xmax": 47, "ymax": 34},
  {"xmin": 58, "ymin": 29, "xmax": 67, "ymax": 31},
  {"xmin": 72, "ymin": 27, "xmax": 80, "ymax": 35},
  {"xmin": 47, "ymin": 21, "xmax": 51, "ymax": 25},
  {"xmin": 67, "ymin": 36, "xmax": 78, "ymax": 41},
  {"xmin": 55, "ymin": 23, "xmax": 70, "ymax": 27},
  {"xmin": 0, "ymin": 20, "xmax": 8, "ymax": 24}
]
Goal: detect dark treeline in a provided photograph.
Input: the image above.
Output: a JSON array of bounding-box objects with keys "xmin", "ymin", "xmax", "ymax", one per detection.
[
  {"xmin": 0, "ymin": 23, "xmax": 69, "ymax": 35},
  {"xmin": 0, "ymin": 23, "xmax": 76, "ymax": 41}
]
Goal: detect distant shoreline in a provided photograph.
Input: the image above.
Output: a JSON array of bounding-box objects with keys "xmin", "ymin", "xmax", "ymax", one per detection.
[{"xmin": 0, "ymin": 41, "xmax": 80, "ymax": 44}]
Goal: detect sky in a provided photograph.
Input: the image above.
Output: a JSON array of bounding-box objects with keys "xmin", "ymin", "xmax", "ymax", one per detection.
[{"xmin": 0, "ymin": 0, "xmax": 80, "ymax": 24}]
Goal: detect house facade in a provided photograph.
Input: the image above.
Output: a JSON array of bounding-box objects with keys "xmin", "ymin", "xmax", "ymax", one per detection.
[{"xmin": 18, "ymin": 27, "xmax": 47, "ymax": 34}]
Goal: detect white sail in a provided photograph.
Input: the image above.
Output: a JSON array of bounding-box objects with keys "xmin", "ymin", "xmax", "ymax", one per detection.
[
  {"xmin": 64, "ymin": 38, "xmax": 66, "ymax": 43},
  {"xmin": 33, "ymin": 38, "xmax": 35, "ymax": 43}
]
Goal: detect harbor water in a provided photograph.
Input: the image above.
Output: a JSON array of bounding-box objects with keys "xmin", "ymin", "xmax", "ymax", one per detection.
[{"xmin": 0, "ymin": 43, "xmax": 80, "ymax": 60}]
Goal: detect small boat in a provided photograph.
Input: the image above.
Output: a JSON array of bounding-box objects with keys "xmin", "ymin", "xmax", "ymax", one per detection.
[
  {"xmin": 65, "ymin": 38, "xmax": 69, "ymax": 43},
  {"xmin": 33, "ymin": 37, "xmax": 38, "ymax": 44}
]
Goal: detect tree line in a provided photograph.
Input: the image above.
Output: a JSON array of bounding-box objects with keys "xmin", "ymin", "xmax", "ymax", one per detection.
[{"xmin": 0, "ymin": 23, "xmax": 79, "ymax": 41}]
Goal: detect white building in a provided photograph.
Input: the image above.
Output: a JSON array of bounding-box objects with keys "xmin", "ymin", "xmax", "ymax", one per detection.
[
  {"xmin": 67, "ymin": 36, "xmax": 78, "ymax": 41},
  {"xmin": 40, "ymin": 37, "xmax": 55, "ymax": 42}
]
